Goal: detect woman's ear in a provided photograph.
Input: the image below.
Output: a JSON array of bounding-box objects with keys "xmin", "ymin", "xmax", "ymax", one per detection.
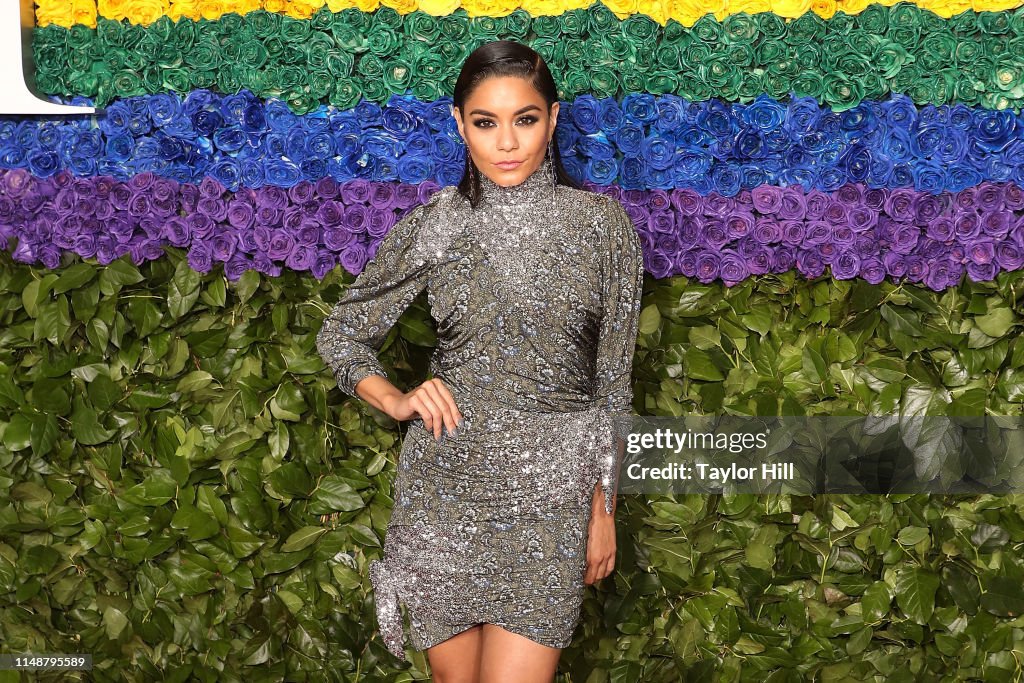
[
  {"xmin": 549, "ymin": 101, "xmax": 559, "ymax": 138},
  {"xmin": 452, "ymin": 105, "xmax": 465, "ymax": 141}
]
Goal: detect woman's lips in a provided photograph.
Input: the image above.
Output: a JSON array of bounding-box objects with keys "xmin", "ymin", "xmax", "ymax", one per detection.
[{"xmin": 494, "ymin": 160, "xmax": 523, "ymax": 170}]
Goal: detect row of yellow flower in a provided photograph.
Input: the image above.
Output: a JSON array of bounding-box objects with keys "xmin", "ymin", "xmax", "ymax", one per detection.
[{"xmin": 34, "ymin": 0, "xmax": 1024, "ymax": 28}]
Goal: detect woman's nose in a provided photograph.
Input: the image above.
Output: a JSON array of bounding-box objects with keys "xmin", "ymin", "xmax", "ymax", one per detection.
[{"xmin": 497, "ymin": 126, "xmax": 518, "ymax": 151}]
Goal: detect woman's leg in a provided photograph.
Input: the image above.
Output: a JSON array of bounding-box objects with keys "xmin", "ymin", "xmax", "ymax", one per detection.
[
  {"xmin": 426, "ymin": 625, "xmax": 484, "ymax": 683},
  {"xmin": 478, "ymin": 625, "xmax": 562, "ymax": 683}
]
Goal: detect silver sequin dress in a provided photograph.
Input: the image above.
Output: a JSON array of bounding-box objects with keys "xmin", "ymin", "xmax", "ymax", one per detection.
[{"xmin": 315, "ymin": 157, "xmax": 644, "ymax": 661}]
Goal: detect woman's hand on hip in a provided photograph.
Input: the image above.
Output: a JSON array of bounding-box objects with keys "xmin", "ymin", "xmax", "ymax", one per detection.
[
  {"xmin": 584, "ymin": 506, "xmax": 616, "ymax": 585},
  {"xmin": 384, "ymin": 378, "xmax": 463, "ymax": 441}
]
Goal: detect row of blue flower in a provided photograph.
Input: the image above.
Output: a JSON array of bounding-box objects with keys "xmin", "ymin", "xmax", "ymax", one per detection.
[
  {"xmin": 3, "ymin": 168, "xmax": 1023, "ymax": 292},
  {"xmin": 2, "ymin": 90, "xmax": 1022, "ymax": 195}
]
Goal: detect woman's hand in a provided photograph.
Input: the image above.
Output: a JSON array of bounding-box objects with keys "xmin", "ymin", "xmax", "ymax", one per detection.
[
  {"xmin": 584, "ymin": 490, "xmax": 616, "ymax": 585},
  {"xmin": 384, "ymin": 377, "xmax": 463, "ymax": 441}
]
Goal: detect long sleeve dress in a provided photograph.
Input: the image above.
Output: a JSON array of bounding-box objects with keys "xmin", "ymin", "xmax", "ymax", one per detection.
[{"xmin": 315, "ymin": 156, "xmax": 644, "ymax": 661}]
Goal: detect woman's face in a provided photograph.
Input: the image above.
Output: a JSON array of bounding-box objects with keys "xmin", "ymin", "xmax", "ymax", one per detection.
[{"xmin": 453, "ymin": 75, "xmax": 559, "ymax": 188}]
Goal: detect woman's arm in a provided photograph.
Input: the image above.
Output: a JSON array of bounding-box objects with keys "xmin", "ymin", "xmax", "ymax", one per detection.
[
  {"xmin": 590, "ymin": 196, "xmax": 645, "ymax": 516},
  {"xmin": 316, "ymin": 188, "xmax": 463, "ymax": 437}
]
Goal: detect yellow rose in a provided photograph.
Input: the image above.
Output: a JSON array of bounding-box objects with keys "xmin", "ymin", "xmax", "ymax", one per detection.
[
  {"xmin": 837, "ymin": 0, "xmax": 870, "ymax": 13},
  {"xmin": 602, "ymin": 0, "xmax": 638, "ymax": 18},
  {"xmin": 770, "ymin": 0, "xmax": 811, "ymax": 17},
  {"xmin": 419, "ymin": 0, "xmax": 462, "ymax": 13},
  {"xmin": 102, "ymin": 0, "xmax": 169, "ymax": 23},
  {"xmin": 354, "ymin": 0, "xmax": 382, "ymax": 12},
  {"xmin": 809, "ymin": 0, "xmax": 836, "ymax": 17},
  {"xmin": 974, "ymin": 0, "xmax": 1021, "ymax": 9},
  {"xmin": 462, "ymin": 0, "xmax": 518, "ymax": 16},
  {"xmin": 520, "ymin": 0, "xmax": 562, "ymax": 15},
  {"xmin": 380, "ymin": 0, "xmax": 417, "ymax": 12},
  {"xmin": 72, "ymin": 0, "xmax": 100, "ymax": 26},
  {"xmin": 326, "ymin": 0, "xmax": 357, "ymax": 8},
  {"xmin": 36, "ymin": 0, "xmax": 97, "ymax": 28},
  {"xmin": 167, "ymin": 0, "xmax": 200, "ymax": 21},
  {"xmin": 729, "ymin": 0, "xmax": 770, "ymax": 15},
  {"xmin": 637, "ymin": 0, "xmax": 670, "ymax": 24}
]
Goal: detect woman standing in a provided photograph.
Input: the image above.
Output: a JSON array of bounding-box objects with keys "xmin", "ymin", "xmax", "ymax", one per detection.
[{"xmin": 316, "ymin": 40, "xmax": 644, "ymax": 683}]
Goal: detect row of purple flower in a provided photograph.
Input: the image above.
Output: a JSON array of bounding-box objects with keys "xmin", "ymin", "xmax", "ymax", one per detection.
[
  {"xmin": 2, "ymin": 168, "xmax": 1023, "ymax": 291},
  {"xmin": 3, "ymin": 91, "xmax": 1023, "ymax": 194}
]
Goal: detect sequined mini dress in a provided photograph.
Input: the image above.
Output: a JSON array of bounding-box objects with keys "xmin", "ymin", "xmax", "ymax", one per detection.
[{"xmin": 316, "ymin": 157, "xmax": 644, "ymax": 660}]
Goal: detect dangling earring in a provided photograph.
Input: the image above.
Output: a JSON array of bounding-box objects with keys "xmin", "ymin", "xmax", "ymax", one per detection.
[{"xmin": 547, "ymin": 138, "xmax": 557, "ymax": 199}]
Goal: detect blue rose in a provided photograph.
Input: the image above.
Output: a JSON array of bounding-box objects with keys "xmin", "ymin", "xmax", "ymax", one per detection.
[
  {"xmin": 328, "ymin": 110, "xmax": 361, "ymax": 138},
  {"xmin": 881, "ymin": 128, "xmax": 913, "ymax": 163},
  {"xmin": 241, "ymin": 158, "xmax": 265, "ymax": 187},
  {"xmin": 579, "ymin": 132, "xmax": 615, "ymax": 161},
  {"xmin": 192, "ymin": 109, "xmax": 223, "ymax": 138},
  {"xmin": 213, "ymin": 127, "xmax": 247, "ymax": 154},
  {"xmin": 436, "ymin": 160, "xmax": 463, "ymax": 187},
  {"xmin": 620, "ymin": 156, "xmax": 647, "ymax": 190},
  {"xmin": 265, "ymin": 99, "xmax": 299, "ymax": 133},
  {"xmin": 883, "ymin": 94, "xmax": 919, "ymax": 129},
  {"xmin": 397, "ymin": 155, "xmax": 433, "ymax": 184},
  {"xmin": 364, "ymin": 131, "xmax": 401, "ymax": 160},
  {"xmin": 890, "ymin": 163, "xmax": 914, "ymax": 187},
  {"xmin": 784, "ymin": 96, "xmax": 821, "ymax": 135},
  {"xmin": 368, "ymin": 155, "xmax": 398, "ymax": 182},
  {"xmin": 838, "ymin": 103, "xmax": 877, "ymax": 139},
  {"xmin": 867, "ymin": 155, "xmax": 894, "ymax": 186},
  {"xmin": 154, "ymin": 133, "xmax": 185, "ymax": 162},
  {"xmin": 973, "ymin": 110, "xmax": 1017, "ymax": 153},
  {"xmin": 779, "ymin": 167, "xmax": 815, "ymax": 192},
  {"xmin": 382, "ymin": 104, "xmax": 419, "ymax": 136},
  {"xmin": 584, "ymin": 156, "xmax": 619, "ymax": 185},
  {"xmin": 305, "ymin": 132, "xmax": 335, "ymax": 160},
  {"xmin": 562, "ymin": 156, "xmax": 585, "ymax": 185},
  {"xmin": 72, "ymin": 129, "xmax": 103, "ymax": 161},
  {"xmin": 300, "ymin": 157, "xmax": 328, "ymax": 183},
  {"xmin": 27, "ymin": 149, "xmax": 58, "ymax": 177},
  {"xmin": 675, "ymin": 150, "xmax": 712, "ymax": 182},
  {"xmin": 910, "ymin": 125, "xmax": 943, "ymax": 158},
  {"xmin": 220, "ymin": 92, "xmax": 254, "ymax": 125},
  {"xmin": 598, "ymin": 97, "xmax": 623, "ymax": 133},
  {"xmin": 429, "ymin": 131, "xmax": 461, "ymax": 163},
  {"xmin": 404, "ymin": 132, "xmax": 432, "ymax": 159},
  {"xmin": 569, "ymin": 95, "xmax": 602, "ymax": 135},
  {"xmin": 819, "ymin": 168, "xmax": 846, "ymax": 192},
  {"xmin": 647, "ymin": 168, "xmax": 674, "ymax": 190},
  {"xmin": 424, "ymin": 97, "xmax": 453, "ymax": 132},
  {"xmin": 147, "ymin": 94, "xmax": 181, "ymax": 129},
  {"xmin": 352, "ymin": 100, "xmax": 385, "ymax": 129},
  {"xmin": 99, "ymin": 101, "xmax": 133, "ymax": 136},
  {"xmin": 711, "ymin": 165, "xmax": 742, "ymax": 197},
  {"xmin": 264, "ymin": 159, "xmax": 302, "ymax": 187},
  {"xmin": 733, "ymin": 130, "xmax": 765, "ymax": 160},
  {"xmin": 622, "ymin": 93, "xmax": 658, "ymax": 124},
  {"xmin": 842, "ymin": 145, "xmax": 871, "ymax": 183},
  {"xmin": 946, "ymin": 165, "xmax": 983, "ymax": 193},
  {"xmin": 209, "ymin": 158, "xmax": 242, "ymax": 191},
  {"xmin": 983, "ymin": 155, "xmax": 1013, "ymax": 183},
  {"xmin": 741, "ymin": 166, "xmax": 769, "ymax": 188},
  {"xmin": 653, "ymin": 95, "xmax": 685, "ymax": 134},
  {"xmin": 697, "ymin": 101, "xmax": 733, "ymax": 138},
  {"xmin": 613, "ymin": 121, "xmax": 643, "ymax": 156},
  {"xmin": 741, "ymin": 94, "xmax": 785, "ymax": 132},
  {"xmin": 241, "ymin": 102, "xmax": 266, "ymax": 133},
  {"xmin": 640, "ymin": 133, "xmax": 675, "ymax": 171},
  {"xmin": 949, "ymin": 103, "xmax": 974, "ymax": 130}
]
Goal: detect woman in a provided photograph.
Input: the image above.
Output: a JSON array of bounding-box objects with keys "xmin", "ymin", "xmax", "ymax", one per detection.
[{"xmin": 316, "ymin": 40, "xmax": 644, "ymax": 683}]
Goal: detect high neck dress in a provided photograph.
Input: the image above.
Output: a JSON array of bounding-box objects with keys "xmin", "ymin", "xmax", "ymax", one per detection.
[{"xmin": 316, "ymin": 156, "xmax": 644, "ymax": 661}]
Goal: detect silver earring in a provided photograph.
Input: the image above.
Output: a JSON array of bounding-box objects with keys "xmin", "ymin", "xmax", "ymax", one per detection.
[{"xmin": 547, "ymin": 138, "xmax": 557, "ymax": 198}]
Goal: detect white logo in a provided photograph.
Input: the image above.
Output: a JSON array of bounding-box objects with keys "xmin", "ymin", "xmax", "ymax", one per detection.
[{"xmin": 2, "ymin": 0, "xmax": 94, "ymax": 114}]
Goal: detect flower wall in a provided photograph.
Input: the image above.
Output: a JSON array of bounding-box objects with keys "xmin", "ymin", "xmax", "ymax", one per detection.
[{"xmin": 2, "ymin": 0, "xmax": 1024, "ymax": 680}]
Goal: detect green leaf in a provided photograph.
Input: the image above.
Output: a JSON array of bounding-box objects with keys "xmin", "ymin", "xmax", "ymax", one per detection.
[
  {"xmin": 281, "ymin": 526, "xmax": 328, "ymax": 552},
  {"xmin": 895, "ymin": 568, "xmax": 940, "ymax": 624},
  {"xmin": 974, "ymin": 306, "xmax": 1016, "ymax": 338}
]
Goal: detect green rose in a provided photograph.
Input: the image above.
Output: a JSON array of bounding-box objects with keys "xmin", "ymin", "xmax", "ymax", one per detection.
[
  {"xmin": 723, "ymin": 14, "xmax": 758, "ymax": 43},
  {"xmin": 96, "ymin": 19, "xmax": 124, "ymax": 48},
  {"xmin": 310, "ymin": 6, "xmax": 334, "ymax": 32},
  {"xmin": 919, "ymin": 34, "xmax": 953, "ymax": 73},
  {"xmin": 836, "ymin": 53, "xmax": 871, "ymax": 80},
  {"xmin": 560, "ymin": 69, "xmax": 589, "ymax": 99},
  {"xmin": 162, "ymin": 68, "xmax": 191, "ymax": 94},
  {"xmin": 533, "ymin": 16, "xmax": 562, "ymax": 39},
  {"xmin": 331, "ymin": 24, "xmax": 367, "ymax": 53},
  {"xmin": 438, "ymin": 15, "xmax": 468, "ymax": 42},
  {"xmin": 376, "ymin": 8, "xmax": 403, "ymax": 31},
  {"xmin": 169, "ymin": 16, "xmax": 197, "ymax": 50},
  {"xmin": 241, "ymin": 68, "xmax": 268, "ymax": 96},
  {"xmin": 249, "ymin": 10, "xmax": 282, "ymax": 39},
  {"xmin": 857, "ymin": 4, "xmax": 889, "ymax": 34},
  {"xmin": 382, "ymin": 58, "xmax": 413, "ymax": 93},
  {"xmin": 830, "ymin": 13, "xmax": 856, "ymax": 36},
  {"xmin": 67, "ymin": 24, "xmax": 95, "ymax": 51},
  {"xmin": 691, "ymin": 15, "xmax": 722, "ymax": 43},
  {"xmin": 184, "ymin": 40, "xmax": 221, "ymax": 71},
  {"xmin": 412, "ymin": 77, "xmax": 444, "ymax": 102},
  {"xmin": 737, "ymin": 72, "xmax": 764, "ymax": 100},
  {"xmin": 725, "ymin": 43, "xmax": 753, "ymax": 69},
  {"xmin": 676, "ymin": 73, "xmax": 711, "ymax": 102},
  {"xmin": 438, "ymin": 41, "xmax": 471, "ymax": 67},
  {"xmin": 362, "ymin": 78, "xmax": 388, "ymax": 104},
  {"xmin": 860, "ymin": 73, "xmax": 888, "ymax": 100},
  {"xmin": 1010, "ymin": 9, "xmax": 1024, "ymax": 36},
  {"xmin": 407, "ymin": 13, "xmax": 442, "ymax": 43},
  {"xmin": 873, "ymin": 41, "xmax": 912, "ymax": 79},
  {"xmin": 308, "ymin": 70, "xmax": 333, "ymax": 99},
  {"xmin": 332, "ymin": 80, "xmax": 362, "ymax": 110},
  {"xmin": 560, "ymin": 10, "xmax": 587, "ymax": 37},
  {"xmin": 684, "ymin": 42, "xmax": 711, "ymax": 67},
  {"xmin": 601, "ymin": 33, "xmax": 635, "ymax": 62},
  {"xmin": 220, "ymin": 64, "xmax": 244, "ymax": 94},
  {"xmin": 791, "ymin": 71, "xmax": 824, "ymax": 99},
  {"xmin": 356, "ymin": 52, "xmax": 385, "ymax": 79},
  {"xmin": 587, "ymin": 5, "xmax": 618, "ymax": 35},
  {"xmin": 619, "ymin": 69, "xmax": 645, "ymax": 94},
  {"xmin": 953, "ymin": 77, "xmax": 981, "ymax": 106},
  {"xmin": 588, "ymin": 66, "xmax": 620, "ymax": 99},
  {"xmin": 334, "ymin": 8, "xmax": 371, "ymax": 31},
  {"xmin": 644, "ymin": 70, "xmax": 677, "ymax": 95},
  {"xmin": 111, "ymin": 69, "xmax": 144, "ymax": 98},
  {"xmin": 761, "ymin": 71, "xmax": 790, "ymax": 99},
  {"xmin": 263, "ymin": 36, "xmax": 286, "ymax": 62},
  {"xmin": 367, "ymin": 28, "xmax": 400, "ymax": 58},
  {"xmin": 468, "ymin": 16, "xmax": 501, "ymax": 41},
  {"xmin": 280, "ymin": 16, "xmax": 313, "ymax": 45},
  {"xmin": 586, "ymin": 40, "xmax": 614, "ymax": 66},
  {"xmin": 702, "ymin": 57, "xmax": 741, "ymax": 94},
  {"xmin": 414, "ymin": 52, "xmax": 447, "ymax": 84},
  {"xmin": 787, "ymin": 13, "xmax": 825, "ymax": 45},
  {"xmin": 563, "ymin": 41, "xmax": 588, "ymax": 67},
  {"xmin": 67, "ymin": 47, "xmax": 95, "ymax": 74},
  {"xmin": 325, "ymin": 50, "xmax": 354, "ymax": 77},
  {"xmin": 955, "ymin": 40, "xmax": 982, "ymax": 66},
  {"xmin": 757, "ymin": 13, "xmax": 787, "ymax": 40},
  {"xmin": 823, "ymin": 74, "xmax": 864, "ymax": 111},
  {"xmin": 656, "ymin": 43, "xmax": 682, "ymax": 70},
  {"xmin": 142, "ymin": 64, "xmax": 163, "ymax": 92},
  {"xmin": 622, "ymin": 15, "xmax": 658, "ymax": 45},
  {"xmin": 890, "ymin": 62, "xmax": 922, "ymax": 93},
  {"xmin": 504, "ymin": 10, "xmax": 531, "ymax": 39},
  {"xmin": 278, "ymin": 65, "xmax": 306, "ymax": 91},
  {"xmin": 978, "ymin": 12, "xmax": 1012, "ymax": 35},
  {"xmin": 756, "ymin": 39, "xmax": 786, "ymax": 65},
  {"xmin": 69, "ymin": 72, "xmax": 100, "ymax": 100},
  {"xmin": 238, "ymin": 41, "xmax": 270, "ymax": 70}
]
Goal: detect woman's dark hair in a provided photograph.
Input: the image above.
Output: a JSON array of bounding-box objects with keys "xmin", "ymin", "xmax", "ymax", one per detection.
[{"xmin": 453, "ymin": 40, "xmax": 580, "ymax": 207}]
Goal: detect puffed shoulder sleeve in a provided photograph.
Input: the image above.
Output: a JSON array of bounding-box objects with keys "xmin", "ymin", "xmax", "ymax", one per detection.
[
  {"xmin": 593, "ymin": 196, "xmax": 645, "ymax": 418},
  {"xmin": 591, "ymin": 196, "xmax": 644, "ymax": 514},
  {"xmin": 316, "ymin": 188, "xmax": 452, "ymax": 399}
]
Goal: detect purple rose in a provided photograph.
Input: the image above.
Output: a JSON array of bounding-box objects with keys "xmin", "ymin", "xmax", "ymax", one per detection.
[
  {"xmin": 677, "ymin": 250, "xmax": 698, "ymax": 278},
  {"xmin": 286, "ymin": 243, "xmax": 317, "ymax": 271},
  {"xmin": 719, "ymin": 250, "xmax": 749, "ymax": 285},
  {"xmin": 695, "ymin": 252, "xmax": 720, "ymax": 283},
  {"xmin": 340, "ymin": 242, "xmax": 368, "ymax": 274},
  {"xmin": 954, "ymin": 213, "xmax": 981, "ymax": 240},
  {"xmin": 863, "ymin": 188, "xmax": 887, "ymax": 212},
  {"xmin": 188, "ymin": 238, "xmax": 213, "ymax": 273},
  {"xmin": 996, "ymin": 243, "xmax": 1024, "ymax": 270},
  {"xmin": 772, "ymin": 245, "xmax": 796, "ymax": 271},
  {"xmin": 751, "ymin": 185, "xmax": 783, "ymax": 214},
  {"xmin": 967, "ymin": 238, "xmax": 995, "ymax": 265},
  {"xmin": 966, "ymin": 261, "xmax": 998, "ymax": 282},
  {"xmin": 831, "ymin": 250, "xmax": 861, "ymax": 279},
  {"xmin": 648, "ymin": 211, "xmax": 674, "ymax": 235},
  {"xmin": 926, "ymin": 217, "xmax": 954, "ymax": 242},
  {"xmin": 781, "ymin": 220, "xmax": 805, "ymax": 245},
  {"xmin": 836, "ymin": 184, "xmax": 863, "ymax": 207},
  {"xmin": 670, "ymin": 189, "xmax": 702, "ymax": 216},
  {"xmin": 980, "ymin": 211, "xmax": 1011, "ymax": 239},
  {"xmin": 227, "ymin": 200, "xmax": 255, "ymax": 229},
  {"xmin": 343, "ymin": 204, "xmax": 369, "ymax": 234},
  {"xmin": 891, "ymin": 224, "xmax": 920, "ymax": 254},
  {"xmin": 752, "ymin": 218, "xmax": 781, "ymax": 244},
  {"xmin": 778, "ymin": 190, "xmax": 806, "ymax": 220},
  {"xmin": 701, "ymin": 219, "xmax": 730, "ymax": 250},
  {"xmin": 904, "ymin": 255, "xmax": 928, "ymax": 282},
  {"xmin": 725, "ymin": 213, "xmax": 752, "ymax": 239},
  {"xmin": 805, "ymin": 190, "xmax": 830, "ymax": 220},
  {"xmin": 861, "ymin": 257, "xmax": 886, "ymax": 284},
  {"xmin": 884, "ymin": 252, "xmax": 907, "ymax": 278},
  {"xmin": 805, "ymin": 221, "xmax": 831, "ymax": 245},
  {"xmin": 796, "ymin": 248, "xmax": 825, "ymax": 278},
  {"xmin": 268, "ymin": 229, "xmax": 296, "ymax": 261}
]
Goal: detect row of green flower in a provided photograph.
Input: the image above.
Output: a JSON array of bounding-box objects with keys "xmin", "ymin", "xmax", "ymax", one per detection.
[{"xmin": 32, "ymin": 5, "xmax": 1024, "ymax": 112}]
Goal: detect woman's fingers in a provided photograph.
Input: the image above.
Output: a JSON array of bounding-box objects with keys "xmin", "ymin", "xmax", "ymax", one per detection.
[
  {"xmin": 410, "ymin": 389, "xmax": 444, "ymax": 438},
  {"xmin": 419, "ymin": 379, "xmax": 461, "ymax": 437}
]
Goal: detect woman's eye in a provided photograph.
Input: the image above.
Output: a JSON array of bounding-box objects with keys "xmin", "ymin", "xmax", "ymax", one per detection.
[{"xmin": 472, "ymin": 116, "xmax": 539, "ymax": 128}]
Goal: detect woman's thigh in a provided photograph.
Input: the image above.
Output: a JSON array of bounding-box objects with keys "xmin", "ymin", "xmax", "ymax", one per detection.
[
  {"xmin": 479, "ymin": 624, "xmax": 562, "ymax": 683},
  {"xmin": 426, "ymin": 625, "xmax": 484, "ymax": 683}
]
